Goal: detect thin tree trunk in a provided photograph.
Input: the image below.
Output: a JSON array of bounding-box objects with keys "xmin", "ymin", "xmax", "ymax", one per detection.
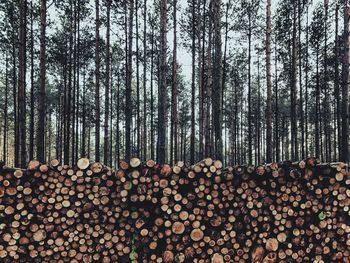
[
  {"xmin": 18, "ymin": 0, "xmax": 27, "ymax": 167},
  {"xmin": 315, "ymin": 45, "xmax": 320, "ymax": 158},
  {"xmin": 205, "ymin": 2, "xmax": 213, "ymax": 157},
  {"xmin": 104, "ymin": 0, "xmax": 111, "ymax": 165},
  {"xmin": 157, "ymin": 0, "xmax": 168, "ymax": 163},
  {"xmin": 11, "ymin": 11, "xmax": 18, "ymax": 167},
  {"xmin": 305, "ymin": 6, "xmax": 309, "ymax": 157},
  {"xmin": 95, "ymin": 0, "xmax": 101, "ymax": 161},
  {"xmin": 81, "ymin": 67, "xmax": 86, "ymax": 157},
  {"xmin": 335, "ymin": 1, "xmax": 341, "ymax": 160},
  {"xmin": 171, "ymin": 0, "xmax": 178, "ymax": 164},
  {"xmin": 190, "ymin": 0, "xmax": 196, "ymax": 164},
  {"xmin": 248, "ymin": 12, "xmax": 252, "ymax": 164},
  {"xmin": 37, "ymin": 0, "xmax": 46, "ymax": 162},
  {"xmin": 266, "ymin": 0, "xmax": 272, "ymax": 163},
  {"xmin": 298, "ymin": 0, "xmax": 304, "ymax": 159},
  {"xmin": 150, "ymin": 22, "xmax": 155, "ymax": 160},
  {"xmin": 125, "ymin": 0, "xmax": 134, "ymax": 160},
  {"xmin": 3, "ymin": 53, "xmax": 9, "ymax": 163},
  {"xmin": 136, "ymin": 0, "xmax": 140, "ymax": 157},
  {"xmin": 143, "ymin": 0, "xmax": 147, "ymax": 160},
  {"xmin": 212, "ymin": 0, "xmax": 223, "ymax": 160},
  {"xmin": 29, "ymin": 2, "xmax": 35, "ymax": 161},
  {"xmin": 291, "ymin": 1, "xmax": 298, "ymax": 161},
  {"xmin": 341, "ymin": 1, "xmax": 350, "ymax": 162}
]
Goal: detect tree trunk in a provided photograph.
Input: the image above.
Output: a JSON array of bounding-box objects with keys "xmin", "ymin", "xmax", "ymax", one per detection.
[
  {"xmin": 143, "ymin": 0, "xmax": 147, "ymax": 160},
  {"xmin": 3, "ymin": 53, "xmax": 9, "ymax": 163},
  {"xmin": 18, "ymin": 0, "xmax": 27, "ymax": 167},
  {"xmin": 190, "ymin": 0, "xmax": 196, "ymax": 164},
  {"xmin": 205, "ymin": 2, "xmax": 213, "ymax": 157},
  {"xmin": 266, "ymin": 0, "xmax": 272, "ymax": 163},
  {"xmin": 136, "ymin": 0, "xmax": 140, "ymax": 157},
  {"xmin": 335, "ymin": 1, "xmax": 341, "ymax": 160},
  {"xmin": 315, "ymin": 45, "xmax": 320, "ymax": 158},
  {"xmin": 298, "ymin": 0, "xmax": 304, "ymax": 159},
  {"xmin": 37, "ymin": 0, "xmax": 46, "ymax": 163},
  {"xmin": 95, "ymin": 0, "xmax": 101, "ymax": 162},
  {"xmin": 29, "ymin": 2, "xmax": 35, "ymax": 161},
  {"xmin": 341, "ymin": 1, "xmax": 350, "ymax": 162},
  {"xmin": 212, "ymin": 0, "xmax": 223, "ymax": 160},
  {"xmin": 150, "ymin": 22, "xmax": 155, "ymax": 160},
  {"xmin": 171, "ymin": 0, "xmax": 178, "ymax": 164},
  {"xmin": 125, "ymin": 0, "xmax": 134, "ymax": 160},
  {"xmin": 248, "ymin": 12, "xmax": 252, "ymax": 164},
  {"xmin": 157, "ymin": 0, "xmax": 168, "ymax": 163},
  {"xmin": 104, "ymin": 0, "xmax": 111, "ymax": 165},
  {"xmin": 291, "ymin": 2, "xmax": 298, "ymax": 161}
]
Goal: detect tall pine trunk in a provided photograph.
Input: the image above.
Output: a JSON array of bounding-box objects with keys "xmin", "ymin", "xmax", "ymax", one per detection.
[
  {"xmin": 37, "ymin": 0, "xmax": 46, "ymax": 162},
  {"xmin": 341, "ymin": 1, "xmax": 350, "ymax": 162},
  {"xmin": 190, "ymin": 0, "xmax": 196, "ymax": 164},
  {"xmin": 18, "ymin": 0, "xmax": 27, "ymax": 167},
  {"xmin": 212, "ymin": 0, "xmax": 223, "ymax": 160},
  {"xmin": 95, "ymin": 0, "xmax": 101, "ymax": 161},
  {"xmin": 265, "ymin": 0, "xmax": 272, "ymax": 163},
  {"xmin": 104, "ymin": 0, "xmax": 111, "ymax": 164},
  {"xmin": 125, "ymin": 0, "xmax": 134, "ymax": 160},
  {"xmin": 171, "ymin": 0, "xmax": 178, "ymax": 164},
  {"xmin": 157, "ymin": 0, "xmax": 168, "ymax": 163}
]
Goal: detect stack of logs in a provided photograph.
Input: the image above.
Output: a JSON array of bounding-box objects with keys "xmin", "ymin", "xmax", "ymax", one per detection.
[{"xmin": 0, "ymin": 157, "xmax": 349, "ymax": 262}]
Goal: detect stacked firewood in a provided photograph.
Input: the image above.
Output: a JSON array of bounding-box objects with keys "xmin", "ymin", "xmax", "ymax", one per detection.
[{"xmin": 0, "ymin": 157, "xmax": 349, "ymax": 262}]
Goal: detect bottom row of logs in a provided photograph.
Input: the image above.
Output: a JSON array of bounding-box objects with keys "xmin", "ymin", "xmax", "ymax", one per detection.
[{"xmin": 0, "ymin": 157, "xmax": 349, "ymax": 262}]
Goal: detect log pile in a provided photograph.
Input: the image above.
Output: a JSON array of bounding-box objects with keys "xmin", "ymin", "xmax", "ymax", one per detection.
[{"xmin": 0, "ymin": 157, "xmax": 349, "ymax": 262}]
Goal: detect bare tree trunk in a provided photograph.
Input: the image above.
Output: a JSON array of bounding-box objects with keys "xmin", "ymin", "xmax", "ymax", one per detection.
[
  {"xmin": 205, "ymin": 2, "xmax": 213, "ymax": 157},
  {"xmin": 29, "ymin": 3, "xmax": 35, "ymax": 161},
  {"xmin": 150, "ymin": 22, "xmax": 155, "ymax": 160},
  {"xmin": 157, "ymin": 0, "xmax": 168, "ymax": 163},
  {"xmin": 266, "ymin": 0, "xmax": 272, "ymax": 163},
  {"xmin": 298, "ymin": 0, "xmax": 304, "ymax": 159},
  {"xmin": 136, "ymin": 1, "xmax": 140, "ymax": 157},
  {"xmin": 143, "ymin": 0, "xmax": 147, "ymax": 160},
  {"xmin": 248, "ymin": 12, "xmax": 252, "ymax": 164},
  {"xmin": 315, "ymin": 45, "xmax": 320, "ymax": 158},
  {"xmin": 335, "ymin": 1, "xmax": 341, "ymax": 160},
  {"xmin": 104, "ymin": 0, "xmax": 111, "ymax": 165},
  {"xmin": 95, "ymin": 0, "xmax": 101, "ymax": 161},
  {"xmin": 291, "ymin": 1, "xmax": 298, "ymax": 161},
  {"xmin": 342, "ymin": 1, "xmax": 350, "ymax": 162},
  {"xmin": 125, "ymin": 0, "xmax": 134, "ymax": 160},
  {"xmin": 190, "ymin": 0, "xmax": 196, "ymax": 164},
  {"xmin": 171, "ymin": 0, "xmax": 178, "ymax": 164},
  {"xmin": 3, "ymin": 53, "xmax": 9, "ymax": 163},
  {"xmin": 18, "ymin": 0, "xmax": 27, "ymax": 167},
  {"xmin": 212, "ymin": 0, "xmax": 223, "ymax": 160},
  {"xmin": 37, "ymin": 0, "xmax": 46, "ymax": 162}
]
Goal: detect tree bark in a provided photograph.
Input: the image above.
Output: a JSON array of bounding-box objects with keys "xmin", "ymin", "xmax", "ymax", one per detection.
[
  {"xmin": 95, "ymin": 0, "xmax": 101, "ymax": 162},
  {"xmin": 212, "ymin": 0, "xmax": 223, "ymax": 160},
  {"xmin": 335, "ymin": 1, "xmax": 341, "ymax": 160},
  {"xmin": 171, "ymin": 0, "xmax": 178, "ymax": 164},
  {"xmin": 18, "ymin": 0, "xmax": 27, "ymax": 167},
  {"xmin": 37, "ymin": 0, "xmax": 46, "ymax": 163},
  {"xmin": 143, "ymin": 0, "xmax": 147, "ymax": 160},
  {"xmin": 157, "ymin": 0, "xmax": 168, "ymax": 164},
  {"xmin": 266, "ymin": 0, "xmax": 272, "ymax": 163},
  {"xmin": 125, "ymin": 0, "xmax": 134, "ymax": 160},
  {"xmin": 341, "ymin": 0, "xmax": 350, "ymax": 162},
  {"xmin": 29, "ymin": 2, "xmax": 35, "ymax": 161},
  {"xmin": 190, "ymin": 0, "xmax": 196, "ymax": 164},
  {"xmin": 291, "ymin": 1, "xmax": 298, "ymax": 161},
  {"xmin": 104, "ymin": 0, "xmax": 111, "ymax": 165}
]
